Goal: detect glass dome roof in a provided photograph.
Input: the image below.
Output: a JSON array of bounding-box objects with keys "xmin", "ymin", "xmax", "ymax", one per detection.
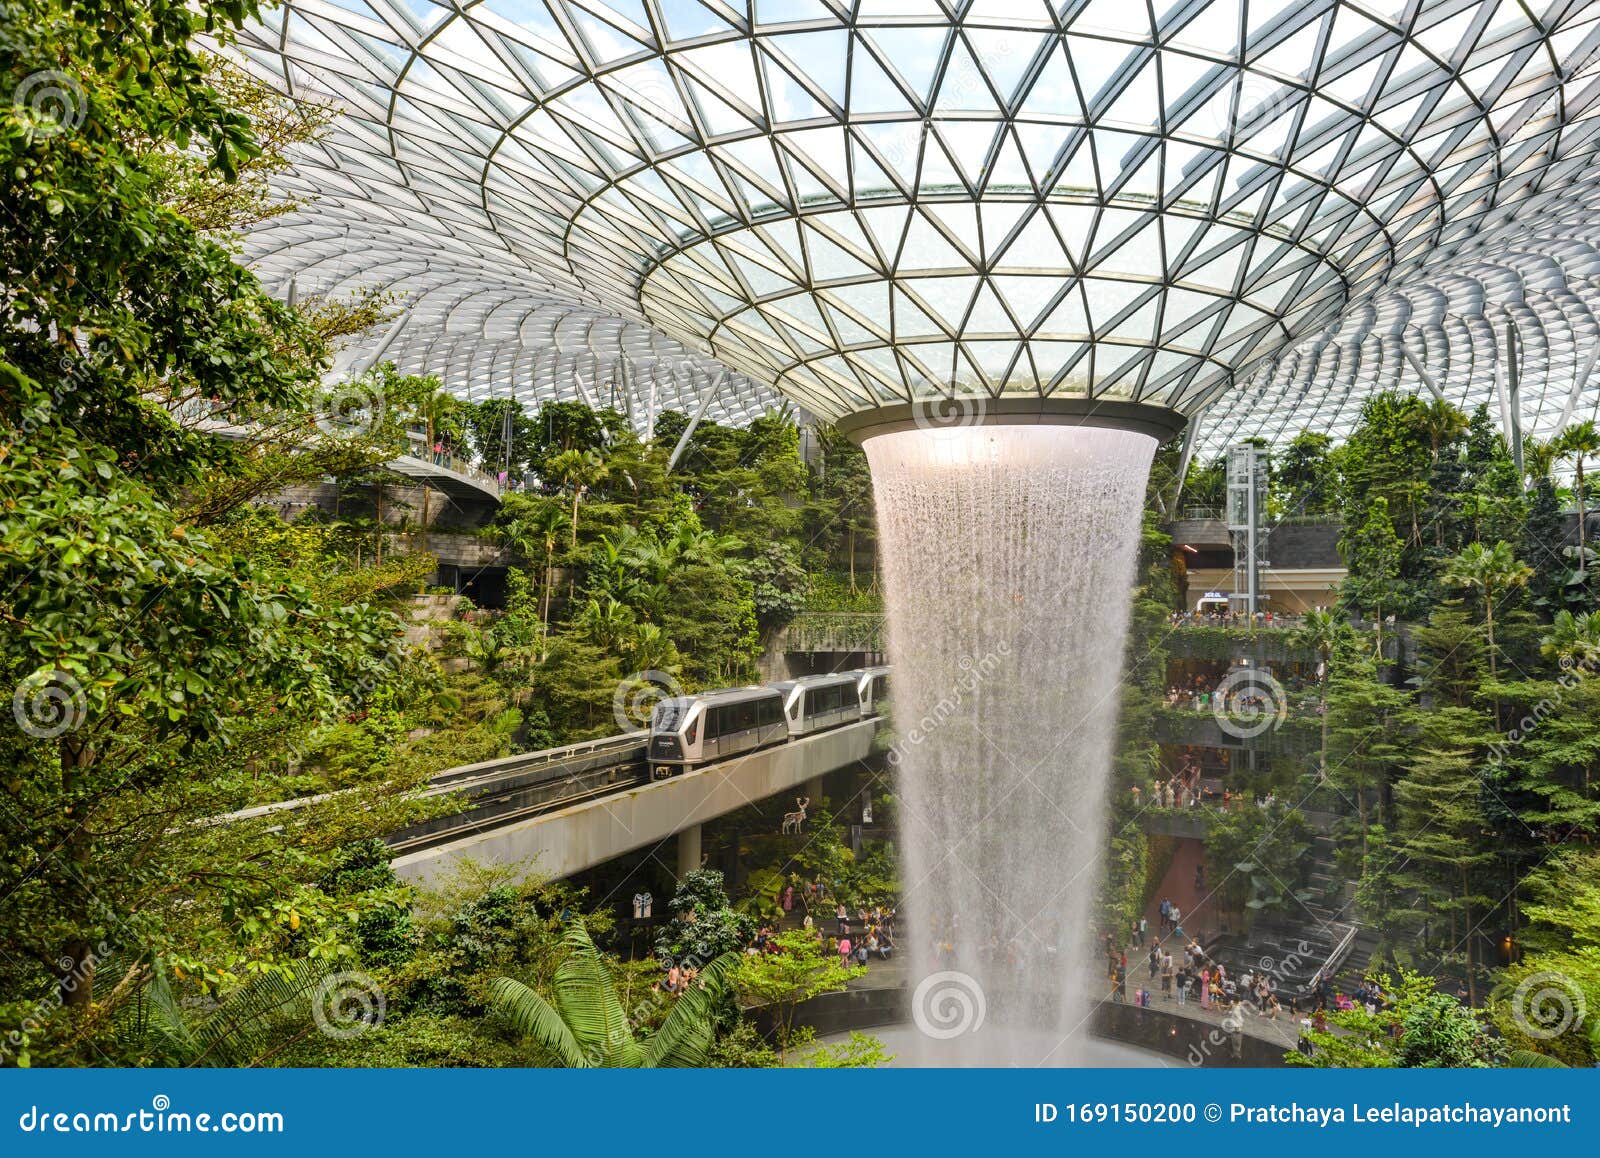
[{"xmin": 233, "ymin": 0, "xmax": 1600, "ymax": 444}]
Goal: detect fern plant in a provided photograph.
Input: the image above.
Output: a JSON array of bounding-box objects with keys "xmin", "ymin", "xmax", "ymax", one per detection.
[{"xmin": 487, "ymin": 922, "xmax": 734, "ymax": 1067}]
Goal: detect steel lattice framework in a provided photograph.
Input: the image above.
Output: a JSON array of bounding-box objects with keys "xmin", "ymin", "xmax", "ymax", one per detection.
[{"xmin": 235, "ymin": 0, "xmax": 1600, "ymax": 446}]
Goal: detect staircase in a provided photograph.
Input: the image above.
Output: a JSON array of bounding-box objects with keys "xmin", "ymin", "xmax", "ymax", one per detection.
[{"xmin": 1202, "ymin": 830, "xmax": 1377, "ymax": 1004}]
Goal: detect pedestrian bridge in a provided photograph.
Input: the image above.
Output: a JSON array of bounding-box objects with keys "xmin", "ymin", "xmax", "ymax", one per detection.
[
  {"xmin": 388, "ymin": 718, "xmax": 883, "ymax": 886},
  {"xmin": 194, "ymin": 415, "xmax": 504, "ymax": 507}
]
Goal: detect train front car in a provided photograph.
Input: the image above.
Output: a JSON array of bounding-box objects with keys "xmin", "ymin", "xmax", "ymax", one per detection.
[
  {"xmin": 772, "ymin": 673, "xmax": 865, "ymax": 739},
  {"xmin": 850, "ymin": 667, "xmax": 890, "ymax": 718},
  {"xmin": 647, "ymin": 687, "xmax": 787, "ymax": 779}
]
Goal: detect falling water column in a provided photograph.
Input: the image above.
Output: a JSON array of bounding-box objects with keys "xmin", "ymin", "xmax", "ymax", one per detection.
[{"xmin": 858, "ymin": 420, "xmax": 1160, "ymax": 1066}]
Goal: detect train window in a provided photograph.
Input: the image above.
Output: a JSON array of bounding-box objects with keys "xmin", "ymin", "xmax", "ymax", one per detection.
[
  {"xmin": 704, "ymin": 706, "xmax": 723, "ymax": 741},
  {"xmin": 652, "ymin": 701, "xmax": 681, "ymax": 731},
  {"xmin": 760, "ymin": 697, "xmax": 780, "ymax": 726},
  {"xmin": 735, "ymin": 701, "xmax": 756, "ymax": 731}
]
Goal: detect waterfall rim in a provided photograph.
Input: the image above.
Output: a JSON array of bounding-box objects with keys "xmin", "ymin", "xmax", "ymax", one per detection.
[{"xmin": 834, "ymin": 398, "xmax": 1187, "ymax": 446}]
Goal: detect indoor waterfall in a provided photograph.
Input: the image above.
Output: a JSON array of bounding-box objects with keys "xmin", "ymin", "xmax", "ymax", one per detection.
[{"xmin": 863, "ymin": 423, "xmax": 1157, "ymax": 1065}]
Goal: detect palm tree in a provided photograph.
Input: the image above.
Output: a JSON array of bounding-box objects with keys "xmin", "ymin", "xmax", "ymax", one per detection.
[
  {"xmin": 1287, "ymin": 608, "xmax": 1347, "ymax": 778},
  {"xmin": 464, "ymin": 626, "xmax": 511, "ymax": 677},
  {"xmin": 1556, "ymin": 420, "xmax": 1600, "ymax": 564},
  {"xmin": 487, "ymin": 922, "xmax": 735, "ymax": 1067},
  {"xmin": 513, "ymin": 505, "xmax": 569, "ymax": 655},
  {"xmin": 575, "ymin": 596, "xmax": 635, "ymax": 650},
  {"xmin": 1442, "ymin": 541, "xmax": 1534, "ymax": 722},
  {"xmin": 1412, "ymin": 398, "xmax": 1469, "ymax": 465},
  {"xmin": 1522, "ymin": 435, "xmax": 1560, "ymax": 485},
  {"xmin": 1540, "ymin": 609, "xmax": 1600, "ymax": 669},
  {"xmin": 625, "ymin": 622, "xmax": 679, "ymax": 673},
  {"xmin": 412, "ymin": 387, "xmax": 462, "ymax": 563},
  {"xmin": 549, "ymin": 448, "xmax": 610, "ymax": 549}
]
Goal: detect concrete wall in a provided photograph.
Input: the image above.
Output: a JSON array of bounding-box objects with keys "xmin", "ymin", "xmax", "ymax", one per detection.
[
  {"xmin": 1266, "ymin": 523, "xmax": 1342, "ymax": 568},
  {"xmin": 267, "ymin": 478, "xmax": 496, "ymax": 529},
  {"xmin": 391, "ymin": 719, "xmax": 880, "ymax": 885}
]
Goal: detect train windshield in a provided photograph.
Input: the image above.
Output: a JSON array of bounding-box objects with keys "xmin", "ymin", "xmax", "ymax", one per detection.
[{"xmin": 651, "ymin": 701, "xmax": 683, "ymax": 731}]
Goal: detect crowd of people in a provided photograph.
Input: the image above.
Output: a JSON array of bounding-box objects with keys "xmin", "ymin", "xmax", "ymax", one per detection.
[
  {"xmin": 1163, "ymin": 668, "xmax": 1317, "ymax": 715},
  {"xmin": 823, "ymin": 903, "xmax": 896, "ymax": 967},
  {"xmin": 1131, "ymin": 755, "xmax": 1213, "ymax": 810},
  {"xmin": 1167, "ymin": 608, "xmax": 1299, "ymax": 628},
  {"xmin": 1106, "ymin": 929, "xmax": 1290, "ymax": 1020}
]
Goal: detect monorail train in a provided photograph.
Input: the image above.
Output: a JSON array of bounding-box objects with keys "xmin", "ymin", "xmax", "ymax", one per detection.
[
  {"xmin": 771, "ymin": 672, "xmax": 864, "ymax": 738},
  {"xmin": 849, "ymin": 666, "xmax": 890, "ymax": 718},
  {"xmin": 647, "ymin": 667, "xmax": 889, "ymax": 779}
]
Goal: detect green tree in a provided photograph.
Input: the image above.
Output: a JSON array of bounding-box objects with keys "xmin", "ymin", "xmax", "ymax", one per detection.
[
  {"xmin": 1274, "ymin": 431, "xmax": 1338, "ymax": 516},
  {"xmin": 1556, "ymin": 420, "xmax": 1600, "ymax": 565},
  {"xmin": 1287, "ymin": 608, "xmax": 1350, "ymax": 778},
  {"xmin": 654, "ymin": 869, "xmax": 755, "ymax": 968},
  {"xmin": 466, "ymin": 399, "xmax": 536, "ymax": 478},
  {"xmin": 412, "ymin": 383, "xmax": 461, "ymax": 554},
  {"xmin": 1289, "ymin": 969, "xmax": 1499, "ymax": 1067},
  {"xmin": 1489, "ymin": 851, "xmax": 1600, "ymax": 1067},
  {"xmin": 549, "ymin": 448, "xmax": 610, "ymax": 549},
  {"xmin": 1341, "ymin": 497, "xmax": 1405, "ymax": 623},
  {"xmin": 730, "ymin": 929, "xmax": 866, "ymax": 1049},
  {"xmin": 1323, "ymin": 641, "xmax": 1408, "ymax": 847},
  {"xmin": 1392, "ymin": 707, "xmax": 1498, "ymax": 1003},
  {"xmin": 1441, "ymin": 541, "xmax": 1533, "ymax": 703}
]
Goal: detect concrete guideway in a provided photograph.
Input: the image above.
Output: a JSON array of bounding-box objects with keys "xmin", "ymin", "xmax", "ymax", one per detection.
[{"xmin": 391, "ymin": 718, "xmax": 881, "ymax": 886}]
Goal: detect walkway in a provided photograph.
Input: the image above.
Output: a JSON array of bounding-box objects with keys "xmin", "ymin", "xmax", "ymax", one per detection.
[{"xmin": 1142, "ymin": 837, "xmax": 1217, "ymax": 944}]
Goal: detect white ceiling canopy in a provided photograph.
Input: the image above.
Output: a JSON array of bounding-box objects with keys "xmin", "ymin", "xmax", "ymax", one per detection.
[{"xmin": 234, "ymin": 0, "xmax": 1600, "ymax": 449}]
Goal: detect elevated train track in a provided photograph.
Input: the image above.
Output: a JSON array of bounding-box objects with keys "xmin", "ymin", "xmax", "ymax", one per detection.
[{"xmin": 219, "ymin": 720, "xmax": 884, "ymax": 881}]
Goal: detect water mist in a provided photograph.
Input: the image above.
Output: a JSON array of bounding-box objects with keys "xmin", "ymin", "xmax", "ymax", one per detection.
[{"xmin": 862, "ymin": 423, "xmax": 1156, "ymax": 1066}]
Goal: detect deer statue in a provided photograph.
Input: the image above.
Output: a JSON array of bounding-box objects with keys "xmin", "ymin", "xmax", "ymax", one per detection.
[{"xmin": 781, "ymin": 796, "xmax": 810, "ymax": 835}]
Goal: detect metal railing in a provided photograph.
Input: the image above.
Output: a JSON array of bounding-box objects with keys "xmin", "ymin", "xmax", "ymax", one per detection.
[{"xmin": 402, "ymin": 433, "xmax": 512, "ymax": 494}]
